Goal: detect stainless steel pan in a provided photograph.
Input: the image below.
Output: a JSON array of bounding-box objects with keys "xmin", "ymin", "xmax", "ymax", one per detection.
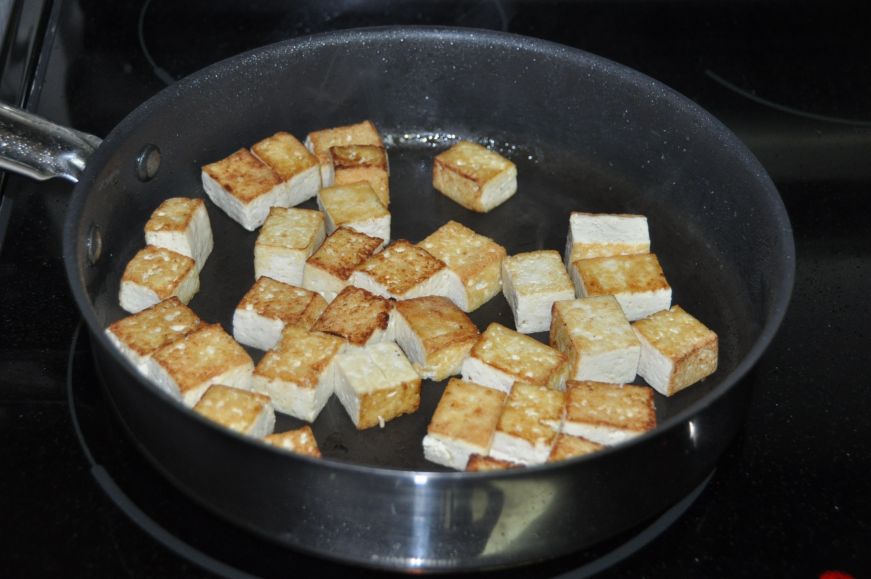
[{"xmin": 0, "ymin": 27, "xmax": 794, "ymax": 572}]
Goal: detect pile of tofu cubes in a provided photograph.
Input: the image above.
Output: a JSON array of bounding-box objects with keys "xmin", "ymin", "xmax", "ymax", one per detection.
[{"xmin": 107, "ymin": 119, "xmax": 718, "ymax": 469}]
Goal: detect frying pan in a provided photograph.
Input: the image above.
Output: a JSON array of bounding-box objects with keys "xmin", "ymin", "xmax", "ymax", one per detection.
[{"xmin": 0, "ymin": 27, "xmax": 793, "ymax": 571}]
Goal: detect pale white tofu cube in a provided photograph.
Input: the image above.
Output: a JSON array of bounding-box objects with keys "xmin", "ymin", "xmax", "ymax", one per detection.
[
  {"xmin": 193, "ymin": 384, "xmax": 275, "ymax": 438},
  {"xmin": 562, "ymin": 380, "xmax": 656, "ymax": 445},
  {"xmin": 550, "ymin": 296, "xmax": 640, "ymax": 384},
  {"xmin": 146, "ymin": 324, "xmax": 254, "ymax": 407},
  {"xmin": 632, "ymin": 305, "xmax": 718, "ymax": 396},
  {"xmin": 422, "ymin": 378, "xmax": 506, "ymax": 470},
  {"xmin": 317, "ymin": 181, "xmax": 390, "ymax": 248},
  {"xmin": 501, "ymin": 250, "xmax": 575, "ymax": 334},
  {"xmin": 251, "ymin": 326, "xmax": 345, "ymax": 422},
  {"xmin": 254, "ymin": 207, "xmax": 326, "ymax": 286},
  {"xmin": 564, "ymin": 212, "xmax": 650, "ymax": 266},
  {"xmin": 201, "ymin": 148, "xmax": 290, "ymax": 231},
  {"xmin": 144, "ymin": 197, "xmax": 213, "ymax": 272},
  {"xmin": 460, "ymin": 323, "xmax": 568, "ymax": 393},
  {"xmin": 232, "ymin": 277, "xmax": 327, "ymax": 351},
  {"xmin": 105, "ymin": 297, "xmax": 201, "ymax": 375},
  {"xmin": 302, "ymin": 226, "xmax": 382, "ymax": 302},
  {"xmin": 570, "ymin": 253, "xmax": 672, "ymax": 321},
  {"xmin": 251, "ymin": 131, "xmax": 322, "ymax": 207},
  {"xmin": 490, "ymin": 382, "xmax": 565, "ymax": 465},
  {"xmin": 119, "ymin": 245, "xmax": 199, "ymax": 314},
  {"xmin": 349, "ymin": 239, "xmax": 464, "ymax": 304},
  {"xmin": 330, "ymin": 342, "xmax": 421, "ymax": 430},
  {"xmin": 432, "ymin": 140, "xmax": 517, "ymax": 213}
]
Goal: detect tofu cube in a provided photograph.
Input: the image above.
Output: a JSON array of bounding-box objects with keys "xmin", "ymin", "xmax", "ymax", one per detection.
[
  {"xmin": 201, "ymin": 148, "xmax": 287, "ymax": 231},
  {"xmin": 119, "ymin": 245, "xmax": 199, "ymax": 314},
  {"xmin": 490, "ymin": 382, "xmax": 565, "ymax": 465},
  {"xmin": 105, "ymin": 297, "xmax": 201, "ymax": 375},
  {"xmin": 632, "ymin": 305, "xmax": 718, "ymax": 396},
  {"xmin": 547, "ymin": 433, "xmax": 604, "ymax": 462},
  {"xmin": 317, "ymin": 181, "xmax": 390, "ymax": 248},
  {"xmin": 310, "ymin": 286, "xmax": 394, "ymax": 348},
  {"xmin": 232, "ymin": 277, "xmax": 327, "ymax": 351},
  {"xmin": 302, "ymin": 226, "xmax": 382, "ymax": 302},
  {"xmin": 418, "ymin": 220, "xmax": 506, "ymax": 312},
  {"xmin": 564, "ymin": 212, "xmax": 650, "ymax": 266},
  {"xmin": 550, "ymin": 296, "xmax": 641, "ymax": 384},
  {"xmin": 502, "ymin": 250, "xmax": 575, "ymax": 334},
  {"xmin": 331, "ymin": 144, "xmax": 390, "ymax": 206},
  {"xmin": 251, "ymin": 131, "xmax": 321, "ymax": 207},
  {"xmin": 147, "ymin": 323, "xmax": 254, "ymax": 407},
  {"xmin": 393, "ymin": 296, "xmax": 480, "ymax": 381},
  {"xmin": 461, "ymin": 323, "xmax": 568, "ymax": 393},
  {"xmin": 263, "ymin": 426, "xmax": 322, "ymax": 458},
  {"xmin": 305, "ymin": 120, "xmax": 384, "ymax": 186},
  {"xmin": 331, "ymin": 342, "xmax": 421, "ymax": 430},
  {"xmin": 432, "ymin": 140, "xmax": 517, "ymax": 213},
  {"xmin": 422, "ymin": 378, "xmax": 507, "ymax": 470},
  {"xmin": 465, "ymin": 454, "xmax": 522, "ymax": 472},
  {"xmin": 570, "ymin": 253, "xmax": 672, "ymax": 321},
  {"xmin": 144, "ymin": 197, "xmax": 214, "ymax": 272},
  {"xmin": 251, "ymin": 326, "xmax": 345, "ymax": 422},
  {"xmin": 254, "ymin": 207, "xmax": 326, "ymax": 286},
  {"xmin": 193, "ymin": 384, "xmax": 275, "ymax": 438},
  {"xmin": 349, "ymin": 240, "xmax": 464, "ymax": 303},
  {"xmin": 562, "ymin": 380, "xmax": 656, "ymax": 445}
]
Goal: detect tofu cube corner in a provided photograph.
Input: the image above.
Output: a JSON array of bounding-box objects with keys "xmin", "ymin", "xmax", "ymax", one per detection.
[
  {"xmin": 501, "ymin": 250, "xmax": 575, "ymax": 334},
  {"xmin": 432, "ymin": 140, "xmax": 517, "ymax": 213}
]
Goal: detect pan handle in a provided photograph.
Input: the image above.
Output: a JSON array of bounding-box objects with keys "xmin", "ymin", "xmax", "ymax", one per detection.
[{"xmin": 0, "ymin": 102, "xmax": 102, "ymax": 183}]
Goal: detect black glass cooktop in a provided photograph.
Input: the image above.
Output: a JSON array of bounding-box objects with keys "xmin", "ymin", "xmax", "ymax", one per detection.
[{"xmin": 1, "ymin": 1, "xmax": 870, "ymax": 576}]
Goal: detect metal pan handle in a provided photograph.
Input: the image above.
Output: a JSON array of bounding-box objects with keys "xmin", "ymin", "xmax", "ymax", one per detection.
[{"xmin": 0, "ymin": 102, "xmax": 102, "ymax": 183}]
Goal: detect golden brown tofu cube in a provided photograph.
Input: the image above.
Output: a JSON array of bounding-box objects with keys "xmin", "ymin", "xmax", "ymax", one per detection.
[
  {"xmin": 465, "ymin": 454, "xmax": 523, "ymax": 472},
  {"xmin": 311, "ymin": 286, "xmax": 393, "ymax": 347},
  {"xmin": 193, "ymin": 384, "xmax": 275, "ymax": 437},
  {"xmin": 264, "ymin": 426, "xmax": 322, "ymax": 458},
  {"xmin": 254, "ymin": 207, "xmax": 326, "ymax": 286},
  {"xmin": 317, "ymin": 181, "xmax": 390, "ymax": 246},
  {"xmin": 331, "ymin": 144, "xmax": 390, "ymax": 206},
  {"xmin": 432, "ymin": 140, "xmax": 517, "ymax": 212},
  {"xmin": 201, "ymin": 148, "xmax": 285, "ymax": 230},
  {"xmin": 305, "ymin": 120, "xmax": 384, "ymax": 185},
  {"xmin": 350, "ymin": 239, "xmax": 460, "ymax": 302},
  {"xmin": 144, "ymin": 197, "xmax": 213, "ymax": 271},
  {"xmin": 303, "ymin": 226, "xmax": 383, "ymax": 302},
  {"xmin": 490, "ymin": 382, "xmax": 565, "ymax": 465},
  {"xmin": 632, "ymin": 305, "xmax": 718, "ymax": 396},
  {"xmin": 418, "ymin": 220, "xmax": 506, "ymax": 312},
  {"xmin": 570, "ymin": 253, "xmax": 672, "ymax": 321},
  {"xmin": 547, "ymin": 433, "xmax": 604, "ymax": 462},
  {"xmin": 423, "ymin": 378, "xmax": 507, "ymax": 470},
  {"xmin": 251, "ymin": 131, "xmax": 321, "ymax": 207},
  {"xmin": 563, "ymin": 380, "xmax": 656, "ymax": 444},
  {"xmin": 461, "ymin": 323, "xmax": 568, "ymax": 392},
  {"xmin": 393, "ymin": 296, "xmax": 480, "ymax": 380},
  {"xmin": 119, "ymin": 245, "xmax": 199, "ymax": 313}
]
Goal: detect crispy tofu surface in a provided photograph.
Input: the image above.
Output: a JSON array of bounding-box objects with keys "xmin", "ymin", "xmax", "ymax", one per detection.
[
  {"xmin": 395, "ymin": 296, "xmax": 479, "ymax": 355},
  {"xmin": 256, "ymin": 207, "xmax": 325, "ymax": 250},
  {"xmin": 264, "ymin": 426, "xmax": 322, "ymax": 458},
  {"xmin": 254, "ymin": 326, "xmax": 345, "ymax": 388},
  {"xmin": 194, "ymin": 384, "xmax": 271, "ymax": 433},
  {"xmin": 428, "ymin": 378, "xmax": 506, "ymax": 449},
  {"xmin": 548, "ymin": 433, "xmax": 604, "ymax": 462},
  {"xmin": 355, "ymin": 240, "xmax": 446, "ymax": 296},
  {"xmin": 306, "ymin": 227, "xmax": 383, "ymax": 282},
  {"xmin": 121, "ymin": 246, "xmax": 196, "ymax": 298},
  {"xmin": 237, "ymin": 277, "xmax": 326, "ymax": 328},
  {"xmin": 107, "ymin": 297, "xmax": 201, "ymax": 356},
  {"xmin": 252, "ymin": 131, "xmax": 317, "ymax": 181},
  {"xmin": 144, "ymin": 198, "xmax": 204, "ymax": 234},
  {"xmin": 497, "ymin": 382, "xmax": 565, "ymax": 446},
  {"xmin": 318, "ymin": 181, "xmax": 389, "ymax": 225},
  {"xmin": 306, "ymin": 120, "xmax": 383, "ymax": 162},
  {"xmin": 550, "ymin": 297, "xmax": 639, "ymax": 357},
  {"xmin": 565, "ymin": 380, "xmax": 656, "ymax": 433},
  {"xmin": 311, "ymin": 286, "xmax": 392, "ymax": 346},
  {"xmin": 471, "ymin": 323, "xmax": 567, "ymax": 388},
  {"xmin": 465, "ymin": 454, "xmax": 522, "ymax": 472},
  {"xmin": 574, "ymin": 253, "xmax": 670, "ymax": 296},
  {"xmin": 202, "ymin": 148, "xmax": 281, "ymax": 203},
  {"xmin": 435, "ymin": 141, "xmax": 515, "ymax": 185},
  {"xmin": 152, "ymin": 324, "xmax": 253, "ymax": 395}
]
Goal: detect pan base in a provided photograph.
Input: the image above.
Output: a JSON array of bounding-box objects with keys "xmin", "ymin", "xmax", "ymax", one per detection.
[{"xmin": 69, "ymin": 324, "xmax": 712, "ymax": 576}]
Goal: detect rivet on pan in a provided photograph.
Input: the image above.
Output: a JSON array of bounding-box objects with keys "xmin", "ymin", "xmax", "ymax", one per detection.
[
  {"xmin": 86, "ymin": 224, "xmax": 103, "ymax": 265},
  {"xmin": 135, "ymin": 144, "xmax": 161, "ymax": 181}
]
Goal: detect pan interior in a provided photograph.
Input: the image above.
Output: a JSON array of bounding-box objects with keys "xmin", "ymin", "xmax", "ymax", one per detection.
[{"xmin": 73, "ymin": 29, "xmax": 779, "ymax": 471}]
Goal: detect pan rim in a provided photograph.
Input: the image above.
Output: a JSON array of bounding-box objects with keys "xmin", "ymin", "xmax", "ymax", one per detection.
[{"xmin": 63, "ymin": 25, "xmax": 795, "ymax": 482}]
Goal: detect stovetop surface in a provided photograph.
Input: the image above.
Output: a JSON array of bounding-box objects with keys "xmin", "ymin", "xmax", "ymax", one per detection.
[{"xmin": 1, "ymin": 1, "xmax": 870, "ymax": 576}]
